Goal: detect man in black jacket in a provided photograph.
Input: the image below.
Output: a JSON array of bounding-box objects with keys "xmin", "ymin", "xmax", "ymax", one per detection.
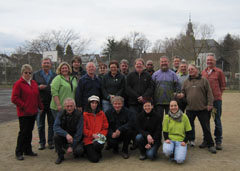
[
  {"xmin": 105, "ymin": 96, "xmax": 135, "ymax": 159},
  {"xmin": 126, "ymin": 58, "xmax": 154, "ymax": 115},
  {"xmin": 71, "ymin": 56, "xmax": 86, "ymax": 81},
  {"xmin": 33, "ymin": 57, "xmax": 57, "ymax": 150},
  {"xmin": 53, "ymin": 98, "xmax": 84, "ymax": 164}
]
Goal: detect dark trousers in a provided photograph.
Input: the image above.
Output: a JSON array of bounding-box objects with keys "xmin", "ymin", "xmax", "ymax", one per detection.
[
  {"xmin": 54, "ymin": 135, "xmax": 84, "ymax": 158},
  {"xmin": 16, "ymin": 115, "xmax": 36, "ymax": 156},
  {"xmin": 186, "ymin": 110, "xmax": 214, "ymax": 147},
  {"xmin": 84, "ymin": 142, "xmax": 104, "ymax": 163},
  {"xmin": 213, "ymin": 100, "xmax": 223, "ymax": 144},
  {"xmin": 178, "ymin": 98, "xmax": 187, "ymax": 113},
  {"xmin": 37, "ymin": 105, "xmax": 54, "ymax": 146},
  {"xmin": 154, "ymin": 104, "xmax": 169, "ymax": 124},
  {"xmin": 107, "ymin": 130, "xmax": 134, "ymax": 153}
]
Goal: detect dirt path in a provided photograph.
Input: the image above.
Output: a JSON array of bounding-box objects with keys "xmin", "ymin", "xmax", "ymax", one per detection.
[{"xmin": 0, "ymin": 93, "xmax": 239, "ymax": 171}]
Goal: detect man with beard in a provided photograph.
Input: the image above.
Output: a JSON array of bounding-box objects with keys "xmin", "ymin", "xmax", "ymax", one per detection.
[{"xmin": 152, "ymin": 56, "xmax": 181, "ymax": 124}]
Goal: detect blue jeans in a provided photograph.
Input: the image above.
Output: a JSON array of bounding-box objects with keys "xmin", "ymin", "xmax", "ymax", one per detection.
[
  {"xmin": 102, "ymin": 100, "xmax": 113, "ymax": 113},
  {"xmin": 135, "ymin": 134, "xmax": 160, "ymax": 160},
  {"xmin": 163, "ymin": 140, "xmax": 187, "ymax": 164},
  {"xmin": 51, "ymin": 109, "xmax": 61, "ymax": 121},
  {"xmin": 37, "ymin": 106, "xmax": 54, "ymax": 146},
  {"xmin": 213, "ymin": 100, "xmax": 222, "ymax": 144}
]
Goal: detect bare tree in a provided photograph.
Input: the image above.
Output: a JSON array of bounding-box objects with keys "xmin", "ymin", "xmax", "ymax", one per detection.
[{"xmin": 16, "ymin": 29, "xmax": 90, "ymax": 55}]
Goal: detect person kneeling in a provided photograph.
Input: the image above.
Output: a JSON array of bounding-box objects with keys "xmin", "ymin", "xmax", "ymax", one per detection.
[
  {"xmin": 53, "ymin": 98, "xmax": 84, "ymax": 164},
  {"xmin": 135, "ymin": 99, "xmax": 162, "ymax": 160},
  {"xmin": 105, "ymin": 96, "xmax": 135, "ymax": 159},
  {"xmin": 83, "ymin": 95, "xmax": 109, "ymax": 163},
  {"xmin": 163, "ymin": 100, "xmax": 191, "ymax": 164}
]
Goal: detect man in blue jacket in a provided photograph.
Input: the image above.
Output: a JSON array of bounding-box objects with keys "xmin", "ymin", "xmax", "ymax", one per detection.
[
  {"xmin": 33, "ymin": 57, "xmax": 57, "ymax": 150},
  {"xmin": 53, "ymin": 98, "xmax": 84, "ymax": 164}
]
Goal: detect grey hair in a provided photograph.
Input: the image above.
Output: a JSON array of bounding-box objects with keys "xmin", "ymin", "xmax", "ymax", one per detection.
[
  {"xmin": 41, "ymin": 57, "xmax": 52, "ymax": 63},
  {"xmin": 21, "ymin": 64, "xmax": 32, "ymax": 74},
  {"xmin": 180, "ymin": 59, "xmax": 188, "ymax": 65},
  {"xmin": 207, "ymin": 53, "xmax": 216, "ymax": 60},
  {"xmin": 135, "ymin": 58, "xmax": 145, "ymax": 65},
  {"xmin": 146, "ymin": 60, "xmax": 153, "ymax": 65},
  {"xmin": 120, "ymin": 59, "xmax": 129, "ymax": 65},
  {"xmin": 63, "ymin": 98, "xmax": 76, "ymax": 106},
  {"xmin": 160, "ymin": 56, "xmax": 169, "ymax": 61},
  {"xmin": 111, "ymin": 96, "xmax": 124, "ymax": 104},
  {"xmin": 86, "ymin": 62, "xmax": 96, "ymax": 69}
]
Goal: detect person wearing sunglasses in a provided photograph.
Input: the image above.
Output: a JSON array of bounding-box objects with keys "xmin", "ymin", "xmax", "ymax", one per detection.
[{"xmin": 12, "ymin": 64, "xmax": 43, "ymax": 161}]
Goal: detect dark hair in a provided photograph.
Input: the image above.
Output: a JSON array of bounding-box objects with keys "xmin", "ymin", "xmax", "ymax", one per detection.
[
  {"xmin": 169, "ymin": 99, "xmax": 179, "ymax": 106},
  {"xmin": 142, "ymin": 97, "xmax": 153, "ymax": 105},
  {"xmin": 99, "ymin": 63, "xmax": 107, "ymax": 68},
  {"xmin": 71, "ymin": 56, "xmax": 82, "ymax": 65},
  {"xmin": 84, "ymin": 100, "xmax": 101, "ymax": 113},
  {"xmin": 109, "ymin": 60, "xmax": 119, "ymax": 68}
]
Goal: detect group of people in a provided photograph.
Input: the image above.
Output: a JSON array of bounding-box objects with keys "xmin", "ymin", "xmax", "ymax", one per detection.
[{"xmin": 11, "ymin": 53, "xmax": 226, "ymax": 165}]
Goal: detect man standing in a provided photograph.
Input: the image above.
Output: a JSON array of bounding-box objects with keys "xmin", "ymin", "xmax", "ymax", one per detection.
[
  {"xmin": 71, "ymin": 56, "xmax": 86, "ymax": 81},
  {"xmin": 120, "ymin": 59, "xmax": 129, "ymax": 77},
  {"xmin": 152, "ymin": 56, "xmax": 180, "ymax": 123},
  {"xmin": 144, "ymin": 60, "xmax": 155, "ymax": 76},
  {"xmin": 201, "ymin": 53, "xmax": 226, "ymax": 150},
  {"xmin": 180, "ymin": 64, "xmax": 216, "ymax": 153},
  {"xmin": 171, "ymin": 56, "xmax": 181, "ymax": 73},
  {"xmin": 53, "ymin": 98, "xmax": 84, "ymax": 164},
  {"xmin": 33, "ymin": 57, "xmax": 57, "ymax": 150},
  {"xmin": 105, "ymin": 96, "xmax": 135, "ymax": 159},
  {"xmin": 126, "ymin": 58, "xmax": 154, "ymax": 114},
  {"xmin": 75, "ymin": 62, "xmax": 102, "ymax": 112}
]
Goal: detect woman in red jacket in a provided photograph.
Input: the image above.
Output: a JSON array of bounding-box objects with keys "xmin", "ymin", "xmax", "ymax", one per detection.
[
  {"xmin": 83, "ymin": 95, "xmax": 109, "ymax": 163},
  {"xmin": 11, "ymin": 64, "xmax": 43, "ymax": 161}
]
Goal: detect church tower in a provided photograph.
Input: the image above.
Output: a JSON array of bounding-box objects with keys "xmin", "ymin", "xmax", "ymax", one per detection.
[{"xmin": 186, "ymin": 13, "xmax": 194, "ymax": 37}]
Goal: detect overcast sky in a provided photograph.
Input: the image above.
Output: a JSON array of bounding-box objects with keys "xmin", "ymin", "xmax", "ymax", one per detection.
[{"xmin": 0, "ymin": 0, "xmax": 239, "ymax": 54}]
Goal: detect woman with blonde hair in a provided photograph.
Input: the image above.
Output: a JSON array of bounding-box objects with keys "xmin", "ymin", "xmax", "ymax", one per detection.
[
  {"xmin": 12, "ymin": 64, "xmax": 43, "ymax": 160},
  {"xmin": 50, "ymin": 62, "xmax": 78, "ymax": 119}
]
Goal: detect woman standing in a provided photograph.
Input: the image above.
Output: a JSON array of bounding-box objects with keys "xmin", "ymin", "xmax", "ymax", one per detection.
[
  {"xmin": 83, "ymin": 95, "xmax": 109, "ymax": 163},
  {"xmin": 162, "ymin": 100, "xmax": 192, "ymax": 164},
  {"xmin": 50, "ymin": 62, "xmax": 78, "ymax": 119},
  {"xmin": 135, "ymin": 99, "xmax": 162, "ymax": 160},
  {"xmin": 101, "ymin": 60, "xmax": 125, "ymax": 113},
  {"xmin": 11, "ymin": 64, "xmax": 43, "ymax": 160}
]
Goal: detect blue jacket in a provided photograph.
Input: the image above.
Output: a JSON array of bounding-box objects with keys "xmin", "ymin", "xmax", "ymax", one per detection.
[{"xmin": 75, "ymin": 74, "xmax": 102, "ymax": 108}]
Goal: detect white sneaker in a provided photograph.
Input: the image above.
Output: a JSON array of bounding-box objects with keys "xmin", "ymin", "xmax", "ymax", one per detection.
[{"xmin": 188, "ymin": 141, "xmax": 195, "ymax": 147}]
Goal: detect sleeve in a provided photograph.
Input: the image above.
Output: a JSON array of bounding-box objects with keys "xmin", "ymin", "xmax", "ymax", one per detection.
[
  {"xmin": 183, "ymin": 114, "xmax": 192, "ymax": 142},
  {"xmin": 118, "ymin": 111, "xmax": 134, "ymax": 133},
  {"xmin": 162, "ymin": 115, "xmax": 170, "ymax": 140},
  {"xmin": 105, "ymin": 110, "xmax": 114, "ymax": 137},
  {"xmin": 83, "ymin": 113, "xmax": 93, "ymax": 138},
  {"xmin": 101, "ymin": 76, "xmax": 110, "ymax": 100},
  {"xmin": 53, "ymin": 112, "xmax": 68, "ymax": 137},
  {"xmin": 75, "ymin": 79, "xmax": 83, "ymax": 107},
  {"xmin": 142, "ymin": 75, "xmax": 154, "ymax": 98},
  {"xmin": 152, "ymin": 115, "xmax": 162, "ymax": 142},
  {"xmin": 163, "ymin": 132, "xmax": 169, "ymax": 140},
  {"xmin": 50, "ymin": 76, "xmax": 61, "ymax": 97},
  {"xmin": 73, "ymin": 114, "xmax": 84, "ymax": 148},
  {"xmin": 205, "ymin": 79, "xmax": 214, "ymax": 106},
  {"xmin": 219, "ymin": 70, "xmax": 226, "ymax": 93},
  {"xmin": 99, "ymin": 112, "xmax": 109, "ymax": 136},
  {"xmin": 116, "ymin": 76, "xmax": 125, "ymax": 97},
  {"xmin": 11, "ymin": 81, "xmax": 25, "ymax": 109},
  {"xmin": 174, "ymin": 74, "xmax": 181, "ymax": 93},
  {"xmin": 126, "ymin": 74, "xmax": 140, "ymax": 98},
  {"xmin": 136, "ymin": 115, "xmax": 149, "ymax": 138}
]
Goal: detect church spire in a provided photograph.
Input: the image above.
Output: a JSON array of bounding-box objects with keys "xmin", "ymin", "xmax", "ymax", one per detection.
[{"xmin": 186, "ymin": 13, "xmax": 194, "ymax": 37}]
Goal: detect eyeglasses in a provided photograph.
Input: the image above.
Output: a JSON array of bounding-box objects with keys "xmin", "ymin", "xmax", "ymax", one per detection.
[{"xmin": 24, "ymin": 72, "xmax": 32, "ymax": 75}]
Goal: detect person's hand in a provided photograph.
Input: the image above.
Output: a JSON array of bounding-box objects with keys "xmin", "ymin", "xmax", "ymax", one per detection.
[
  {"xmin": 115, "ymin": 129, "xmax": 121, "ymax": 136},
  {"xmin": 165, "ymin": 139, "xmax": 171, "ymax": 144},
  {"xmin": 39, "ymin": 84, "xmax": 47, "ymax": 90},
  {"xmin": 66, "ymin": 147, "xmax": 73, "ymax": 154},
  {"xmin": 137, "ymin": 96, "xmax": 143, "ymax": 103},
  {"xmin": 181, "ymin": 142, "xmax": 186, "ymax": 146},
  {"xmin": 66, "ymin": 134, "xmax": 73, "ymax": 144},
  {"xmin": 57, "ymin": 105, "xmax": 62, "ymax": 112},
  {"xmin": 77, "ymin": 107, "xmax": 82, "ymax": 113},
  {"xmin": 177, "ymin": 93, "xmax": 184, "ymax": 99},
  {"xmin": 112, "ymin": 132, "xmax": 117, "ymax": 138},
  {"xmin": 145, "ymin": 144, "xmax": 151, "ymax": 149},
  {"xmin": 93, "ymin": 134, "xmax": 99, "ymax": 139},
  {"xmin": 110, "ymin": 95, "xmax": 115, "ymax": 101},
  {"xmin": 207, "ymin": 105, "xmax": 213, "ymax": 111},
  {"xmin": 147, "ymin": 135, "xmax": 154, "ymax": 144}
]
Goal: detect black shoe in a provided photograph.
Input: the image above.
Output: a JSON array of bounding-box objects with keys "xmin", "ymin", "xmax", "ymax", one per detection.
[
  {"xmin": 208, "ymin": 146, "xmax": 217, "ymax": 154},
  {"xmin": 199, "ymin": 142, "xmax": 208, "ymax": 149},
  {"xmin": 16, "ymin": 155, "xmax": 24, "ymax": 160},
  {"xmin": 216, "ymin": 143, "xmax": 222, "ymax": 150},
  {"xmin": 130, "ymin": 143, "xmax": 137, "ymax": 150},
  {"xmin": 55, "ymin": 157, "xmax": 64, "ymax": 164},
  {"xmin": 121, "ymin": 151, "xmax": 129, "ymax": 159},
  {"xmin": 24, "ymin": 151, "xmax": 38, "ymax": 156},
  {"xmin": 38, "ymin": 144, "xmax": 45, "ymax": 150},
  {"xmin": 48, "ymin": 144, "xmax": 54, "ymax": 149}
]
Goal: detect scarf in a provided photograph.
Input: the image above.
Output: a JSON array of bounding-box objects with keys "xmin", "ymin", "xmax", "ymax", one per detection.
[{"xmin": 168, "ymin": 109, "xmax": 183, "ymax": 122}]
